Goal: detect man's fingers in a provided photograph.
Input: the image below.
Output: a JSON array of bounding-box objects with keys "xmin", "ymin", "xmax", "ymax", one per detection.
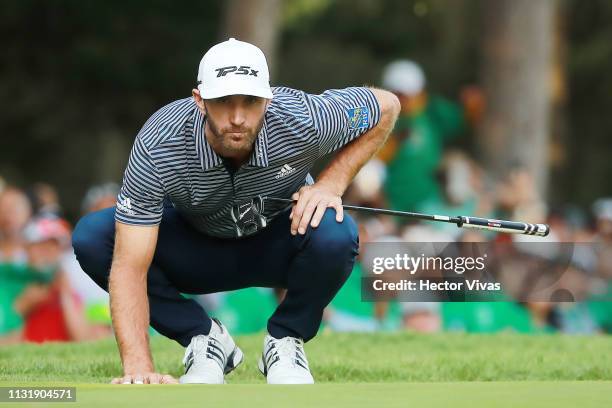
[
  {"xmin": 291, "ymin": 189, "xmax": 313, "ymax": 234},
  {"xmin": 290, "ymin": 191, "xmax": 300, "ymax": 219},
  {"xmin": 121, "ymin": 375, "xmax": 133, "ymax": 384},
  {"xmin": 112, "ymin": 372, "xmax": 176, "ymax": 385},
  {"xmin": 150, "ymin": 373, "xmax": 163, "ymax": 384},
  {"xmin": 298, "ymin": 198, "xmax": 322, "ymax": 234},
  {"xmin": 289, "ymin": 185, "xmax": 342, "ymax": 234},
  {"xmin": 333, "ymin": 199, "xmax": 344, "ymax": 222},
  {"xmin": 161, "ymin": 375, "xmax": 179, "ymax": 384},
  {"xmin": 292, "ymin": 188, "xmax": 311, "ymax": 216},
  {"xmin": 310, "ymin": 201, "xmax": 329, "ymax": 228}
]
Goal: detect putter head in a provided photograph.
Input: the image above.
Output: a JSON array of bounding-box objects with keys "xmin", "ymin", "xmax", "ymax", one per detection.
[{"xmin": 230, "ymin": 196, "xmax": 267, "ymax": 237}]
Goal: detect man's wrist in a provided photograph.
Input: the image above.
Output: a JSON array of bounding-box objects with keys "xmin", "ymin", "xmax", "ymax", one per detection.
[
  {"xmin": 122, "ymin": 354, "xmax": 154, "ymax": 374},
  {"xmin": 315, "ymin": 177, "xmax": 345, "ymax": 197},
  {"xmin": 123, "ymin": 361, "xmax": 154, "ymax": 375}
]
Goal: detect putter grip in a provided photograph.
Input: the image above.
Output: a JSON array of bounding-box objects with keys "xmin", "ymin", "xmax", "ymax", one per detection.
[{"xmin": 459, "ymin": 216, "xmax": 550, "ymax": 237}]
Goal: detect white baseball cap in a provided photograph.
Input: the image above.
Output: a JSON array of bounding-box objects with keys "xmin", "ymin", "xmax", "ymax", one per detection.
[
  {"xmin": 197, "ymin": 38, "xmax": 273, "ymax": 100},
  {"xmin": 382, "ymin": 59, "xmax": 426, "ymax": 96}
]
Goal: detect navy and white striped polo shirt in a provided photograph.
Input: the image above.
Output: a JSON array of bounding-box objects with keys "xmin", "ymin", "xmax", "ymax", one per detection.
[{"xmin": 115, "ymin": 86, "xmax": 381, "ymax": 238}]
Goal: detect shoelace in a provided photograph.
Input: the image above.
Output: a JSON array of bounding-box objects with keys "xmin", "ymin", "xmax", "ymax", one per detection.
[
  {"xmin": 184, "ymin": 334, "xmax": 226, "ymax": 372},
  {"xmin": 266, "ymin": 337, "xmax": 309, "ymax": 370}
]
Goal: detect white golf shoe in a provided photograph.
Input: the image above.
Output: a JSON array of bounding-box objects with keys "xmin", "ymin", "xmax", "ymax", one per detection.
[
  {"xmin": 258, "ymin": 334, "xmax": 314, "ymax": 384},
  {"xmin": 179, "ymin": 318, "xmax": 243, "ymax": 384}
]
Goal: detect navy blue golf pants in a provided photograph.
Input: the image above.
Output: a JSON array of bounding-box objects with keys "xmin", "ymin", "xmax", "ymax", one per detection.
[{"xmin": 72, "ymin": 206, "xmax": 358, "ymax": 346}]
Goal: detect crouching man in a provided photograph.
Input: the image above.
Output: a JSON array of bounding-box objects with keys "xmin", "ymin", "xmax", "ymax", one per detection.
[{"xmin": 73, "ymin": 38, "xmax": 399, "ymax": 384}]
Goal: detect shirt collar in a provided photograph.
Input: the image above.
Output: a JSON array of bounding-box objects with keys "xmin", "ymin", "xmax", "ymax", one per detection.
[
  {"xmin": 193, "ymin": 106, "xmax": 270, "ymax": 171},
  {"xmin": 247, "ymin": 116, "xmax": 269, "ymax": 168},
  {"xmin": 194, "ymin": 107, "xmax": 223, "ymax": 170}
]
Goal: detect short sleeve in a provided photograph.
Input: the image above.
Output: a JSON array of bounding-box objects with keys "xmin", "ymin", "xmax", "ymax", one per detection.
[
  {"xmin": 303, "ymin": 87, "xmax": 381, "ymax": 156},
  {"xmin": 115, "ymin": 137, "xmax": 165, "ymax": 226}
]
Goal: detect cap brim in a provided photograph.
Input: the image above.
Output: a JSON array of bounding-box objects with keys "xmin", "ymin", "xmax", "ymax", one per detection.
[{"xmin": 199, "ymin": 84, "xmax": 273, "ymax": 100}]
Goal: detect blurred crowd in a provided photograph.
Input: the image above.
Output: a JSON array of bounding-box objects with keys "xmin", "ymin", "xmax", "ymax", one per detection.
[
  {"xmin": 329, "ymin": 60, "xmax": 612, "ymax": 335},
  {"xmin": 0, "ymin": 182, "xmax": 117, "ymax": 344},
  {"xmin": 1, "ymin": 60, "xmax": 611, "ymax": 344}
]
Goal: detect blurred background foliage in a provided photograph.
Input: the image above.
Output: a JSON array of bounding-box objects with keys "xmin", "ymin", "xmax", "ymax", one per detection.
[{"xmin": 1, "ymin": 0, "xmax": 611, "ymax": 220}]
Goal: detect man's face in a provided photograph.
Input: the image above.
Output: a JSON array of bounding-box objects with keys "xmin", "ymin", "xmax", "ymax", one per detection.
[{"xmin": 194, "ymin": 92, "xmax": 268, "ymax": 162}]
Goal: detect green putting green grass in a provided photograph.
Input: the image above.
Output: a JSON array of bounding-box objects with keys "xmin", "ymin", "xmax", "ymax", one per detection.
[
  {"xmin": 0, "ymin": 382, "xmax": 610, "ymax": 408},
  {"xmin": 1, "ymin": 332, "xmax": 611, "ymax": 407}
]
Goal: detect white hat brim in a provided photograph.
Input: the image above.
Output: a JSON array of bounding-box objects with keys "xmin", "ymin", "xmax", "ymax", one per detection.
[{"xmin": 199, "ymin": 83, "xmax": 273, "ymax": 100}]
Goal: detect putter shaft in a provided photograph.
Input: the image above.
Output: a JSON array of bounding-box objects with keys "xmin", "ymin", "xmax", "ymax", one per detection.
[{"xmin": 262, "ymin": 196, "xmax": 549, "ymax": 237}]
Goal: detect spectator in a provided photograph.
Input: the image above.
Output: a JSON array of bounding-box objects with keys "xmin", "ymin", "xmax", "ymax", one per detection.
[
  {"xmin": 496, "ymin": 165, "xmax": 547, "ymax": 226},
  {"xmin": 593, "ymin": 198, "xmax": 612, "ymax": 252},
  {"xmin": 58, "ymin": 183, "xmax": 117, "ymax": 328},
  {"xmin": 419, "ymin": 150, "xmax": 493, "ymax": 240},
  {"xmin": 30, "ymin": 183, "xmax": 62, "ymax": 217},
  {"xmin": 587, "ymin": 198, "xmax": 612, "ymax": 333},
  {"xmin": 378, "ymin": 60, "xmax": 469, "ymax": 212},
  {"xmin": 0, "ymin": 187, "xmax": 32, "ymax": 265},
  {"xmin": 0, "ymin": 255, "xmax": 38, "ymax": 339},
  {"xmin": 81, "ymin": 182, "xmax": 120, "ymax": 214},
  {"xmin": 401, "ymin": 302, "xmax": 441, "ymax": 333},
  {"xmin": 4, "ymin": 217, "xmax": 110, "ymax": 343}
]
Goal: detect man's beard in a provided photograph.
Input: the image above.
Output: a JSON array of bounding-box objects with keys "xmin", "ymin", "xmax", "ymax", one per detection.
[{"xmin": 205, "ymin": 112, "xmax": 265, "ymax": 160}]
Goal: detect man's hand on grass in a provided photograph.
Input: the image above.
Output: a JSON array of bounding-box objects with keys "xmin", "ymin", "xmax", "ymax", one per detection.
[{"xmin": 111, "ymin": 372, "xmax": 178, "ymax": 385}]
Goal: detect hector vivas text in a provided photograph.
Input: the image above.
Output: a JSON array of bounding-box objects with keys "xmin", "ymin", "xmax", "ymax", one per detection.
[{"xmin": 369, "ymin": 253, "xmax": 501, "ymax": 293}]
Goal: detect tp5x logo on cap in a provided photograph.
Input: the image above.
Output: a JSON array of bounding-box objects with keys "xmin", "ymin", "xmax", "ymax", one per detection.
[
  {"xmin": 215, "ymin": 66, "xmax": 259, "ymax": 77},
  {"xmin": 197, "ymin": 38, "xmax": 273, "ymax": 100}
]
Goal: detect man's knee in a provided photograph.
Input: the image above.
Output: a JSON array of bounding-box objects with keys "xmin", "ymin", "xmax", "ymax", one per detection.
[
  {"xmin": 73, "ymin": 211, "xmax": 108, "ymax": 257},
  {"xmin": 72, "ymin": 208, "xmax": 115, "ymax": 280},
  {"xmin": 307, "ymin": 208, "xmax": 359, "ymax": 260},
  {"xmin": 72, "ymin": 218, "xmax": 93, "ymax": 261}
]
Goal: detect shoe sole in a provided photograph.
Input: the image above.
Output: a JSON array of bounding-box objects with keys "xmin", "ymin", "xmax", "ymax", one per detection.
[{"xmin": 257, "ymin": 356, "xmax": 315, "ymax": 384}]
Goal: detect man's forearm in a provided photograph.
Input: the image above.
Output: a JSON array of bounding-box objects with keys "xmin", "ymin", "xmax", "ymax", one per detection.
[
  {"xmin": 106, "ymin": 222, "xmax": 164, "ymax": 383},
  {"xmin": 109, "ymin": 264, "xmax": 154, "ymax": 373},
  {"xmin": 317, "ymin": 88, "xmax": 400, "ymax": 195}
]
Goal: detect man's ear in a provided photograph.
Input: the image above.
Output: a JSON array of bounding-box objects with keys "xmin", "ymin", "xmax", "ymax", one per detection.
[{"xmin": 192, "ymin": 88, "xmax": 206, "ymax": 114}]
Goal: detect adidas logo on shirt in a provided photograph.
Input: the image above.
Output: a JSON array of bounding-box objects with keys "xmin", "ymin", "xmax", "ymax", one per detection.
[
  {"xmin": 275, "ymin": 164, "xmax": 296, "ymax": 179},
  {"xmin": 116, "ymin": 197, "xmax": 135, "ymax": 216}
]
